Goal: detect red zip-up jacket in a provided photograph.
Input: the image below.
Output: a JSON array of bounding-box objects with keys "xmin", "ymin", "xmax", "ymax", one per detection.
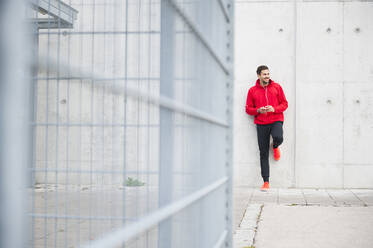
[{"xmin": 245, "ymin": 79, "xmax": 288, "ymax": 125}]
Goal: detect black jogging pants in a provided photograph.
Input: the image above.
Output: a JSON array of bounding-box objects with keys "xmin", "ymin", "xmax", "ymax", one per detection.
[{"xmin": 256, "ymin": 121, "xmax": 283, "ymax": 183}]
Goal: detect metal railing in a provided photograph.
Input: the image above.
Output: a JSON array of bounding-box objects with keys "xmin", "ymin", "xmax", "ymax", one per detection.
[{"xmin": 0, "ymin": 0, "xmax": 234, "ymax": 247}]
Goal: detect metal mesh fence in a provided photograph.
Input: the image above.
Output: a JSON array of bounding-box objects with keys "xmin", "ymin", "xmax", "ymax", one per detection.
[{"xmin": 1, "ymin": 0, "xmax": 234, "ymax": 247}]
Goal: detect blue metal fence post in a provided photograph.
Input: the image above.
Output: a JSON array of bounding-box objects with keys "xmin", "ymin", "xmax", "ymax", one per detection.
[
  {"xmin": 158, "ymin": 0, "xmax": 175, "ymax": 247},
  {"xmin": 0, "ymin": 0, "xmax": 31, "ymax": 247}
]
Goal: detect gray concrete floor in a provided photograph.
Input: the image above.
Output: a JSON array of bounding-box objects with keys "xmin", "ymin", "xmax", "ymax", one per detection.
[
  {"xmin": 30, "ymin": 186, "xmax": 159, "ymax": 248},
  {"xmin": 30, "ymin": 184, "xmax": 229, "ymax": 248},
  {"xmin": 30, "ymin": 185, "xmax": 373, "ymax": 247},
  {"xmin": 234, "ymin": 187, "xmax": 373, "ymax": 248}
]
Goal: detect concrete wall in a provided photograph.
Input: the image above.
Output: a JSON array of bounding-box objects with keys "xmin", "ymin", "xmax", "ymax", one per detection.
[
  {"xmin": 234, "ymin": 0, "xmax": 373, "ymax": 189},
  {"xmin": 35, "ymin": 0, "xmax": 161, "ymax": 186}
]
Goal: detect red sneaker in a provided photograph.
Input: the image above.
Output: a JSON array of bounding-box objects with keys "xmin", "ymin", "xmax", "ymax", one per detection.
[
  {"xmin": 273, "ymin": 147, "xmax": 281, "ymax": 161},
  {"xmin": 261, "ymin": 182, "xmax": 270, "ymax": 191}
]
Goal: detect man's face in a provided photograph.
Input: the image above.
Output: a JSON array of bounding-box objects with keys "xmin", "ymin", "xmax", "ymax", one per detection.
[{"xmin": 258, "ymin": 69, "xmax": 270, "ymax": 84}]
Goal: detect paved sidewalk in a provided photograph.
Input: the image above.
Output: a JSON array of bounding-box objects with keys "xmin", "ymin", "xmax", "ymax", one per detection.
[{"xmin": 234, "ymin": 187, "xmax": 373, "ymax": 248}]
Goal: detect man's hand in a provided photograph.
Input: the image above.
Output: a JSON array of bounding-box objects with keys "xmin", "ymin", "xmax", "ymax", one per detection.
[
  {"xmin": 257, "ymin": 107, "xmax": 267, "ymax": 114},
  {"xmin": 265, "ymin": 105, "xmax": 275, "ymax": 112},
  {"xmin": 257, "ymin": 106, "xmax": 275, "ymax": 114}
]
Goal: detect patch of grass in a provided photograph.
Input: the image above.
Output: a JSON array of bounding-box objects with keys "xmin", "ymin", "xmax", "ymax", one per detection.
[{"xmin": 125, "ymin": 177, "xmax": 145, "ymax": 187}]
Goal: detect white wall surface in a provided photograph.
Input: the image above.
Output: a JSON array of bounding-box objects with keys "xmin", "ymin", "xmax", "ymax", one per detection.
[
  {"xmin": 35, "ymin": 1, "xmax": 161, "ymax": 185},
  {"xmin": 234, "ymin": 0, "xmax": 373, "ymax": 189}
]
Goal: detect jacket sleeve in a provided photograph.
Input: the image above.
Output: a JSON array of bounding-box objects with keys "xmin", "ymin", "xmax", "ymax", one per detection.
[
  {"xmin": 274, "ymin": 85, "xmax": 288, "ymax": 113},
  {"xmin": 245, "ymin": 89, "xmax": 259, "ymax": 116}
]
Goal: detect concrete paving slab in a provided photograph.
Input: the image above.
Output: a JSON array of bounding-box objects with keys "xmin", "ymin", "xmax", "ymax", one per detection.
[
  {"xmin": 254, "ymin": 205, "xmax": 373, "ymax": 248},
  {"xmin": 234, "ymin": 204, "xmax": 262, "ymax": 248},
  {"xmin": 233, "ymin": 187, "xmax": 254, "ymax": 229},
  {"xmin": 326, "ymin": 189, "xmax": 365, "ymax": 206},
  {"xmin": 278, "ymin": 188, "xmax": 306, "ymax": 205},
  {"xmin": 250, "ymin": 188, "xmax": 278, "ymax": 204},
  {"xmin": 301, "ymin": 189, "xmax": 335, "ymax": 206},
  {"xmin": 350, "ymin": 189, "xmax": 373, "ymax": 206},
  {"xmin": 234, "ymin": 188, "xmax": 373, "ymax": 248}
]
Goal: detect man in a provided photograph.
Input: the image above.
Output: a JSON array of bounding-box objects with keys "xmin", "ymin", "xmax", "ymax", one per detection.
[{"xmin": 245, "ymin": 65, "xmax": 288, "ymax": 191}]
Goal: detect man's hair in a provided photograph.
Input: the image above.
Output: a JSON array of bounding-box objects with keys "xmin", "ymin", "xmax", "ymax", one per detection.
[{"xmin": 256, "ymin": 65, "xmax": 269, "ymax": 75}]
